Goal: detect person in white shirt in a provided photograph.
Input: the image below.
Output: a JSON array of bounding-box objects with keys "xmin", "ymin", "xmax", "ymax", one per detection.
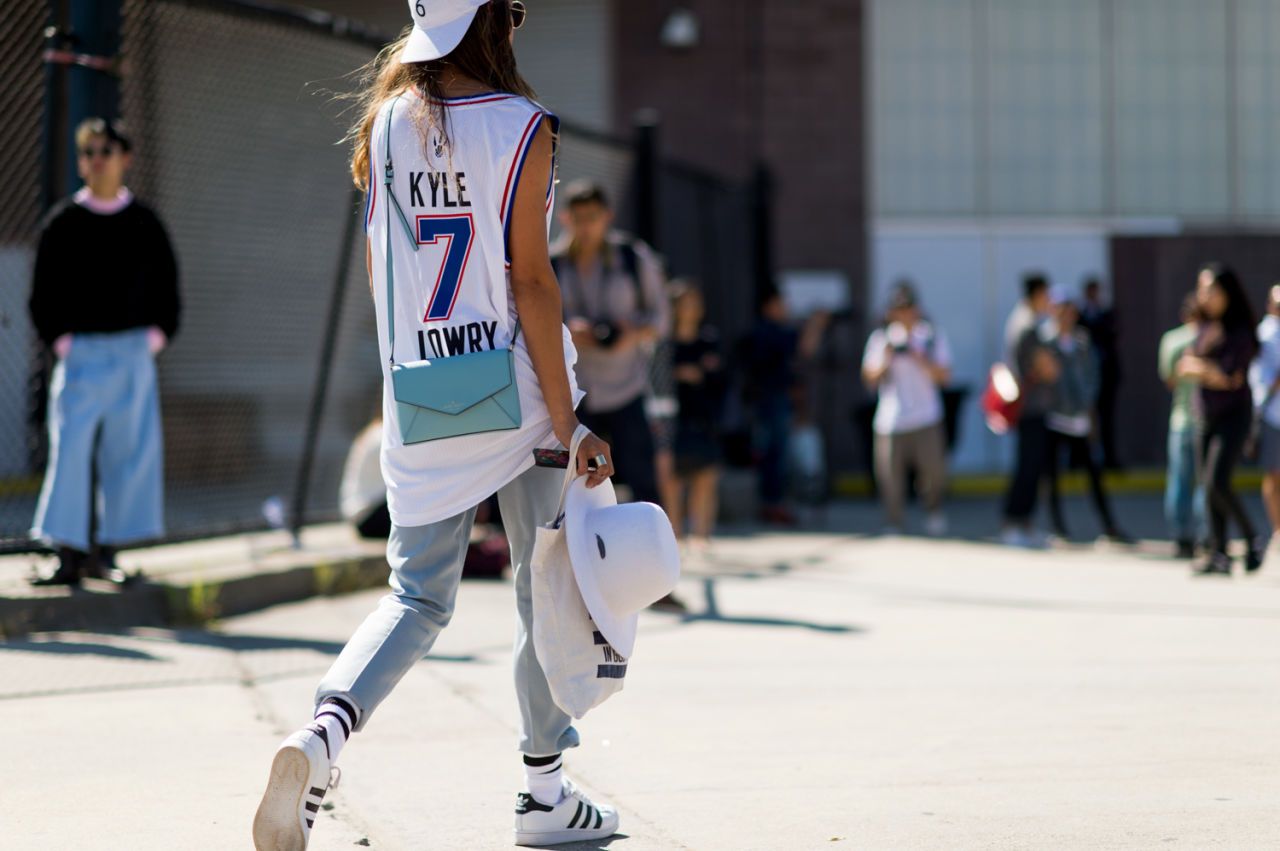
[
  {"xmin": 861, "ymin": 282, "xmax": 952, "ymax": 535},
  {"xmin": 1249, "ymin": 284, "xmax": 1280, "ymax": 555}
]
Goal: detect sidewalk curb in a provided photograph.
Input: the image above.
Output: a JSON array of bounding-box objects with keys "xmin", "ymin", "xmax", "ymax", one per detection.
[{"xmin": 0, "ymin": 552, "xmax": 389, "ymax": 639}]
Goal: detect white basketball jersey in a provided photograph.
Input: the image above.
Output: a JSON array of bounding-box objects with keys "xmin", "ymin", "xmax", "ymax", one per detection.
[{"xmin": 365, "ymin": 89, "xmax": 583, "ymax": 527}]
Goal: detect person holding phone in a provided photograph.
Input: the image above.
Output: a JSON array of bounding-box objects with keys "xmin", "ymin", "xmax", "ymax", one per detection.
[{"xmin": 253, "ymin": 3, "xmax": 619, "ymax": 848}]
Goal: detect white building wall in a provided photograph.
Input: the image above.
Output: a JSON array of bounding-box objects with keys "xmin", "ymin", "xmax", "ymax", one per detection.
[{"xmin": 868, "ymin": 0, "xmax": 1280, "ymax": 472}]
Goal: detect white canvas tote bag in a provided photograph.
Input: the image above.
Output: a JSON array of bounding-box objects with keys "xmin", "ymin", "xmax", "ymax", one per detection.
[{"xmin": 530, "ymin": 425, "xmax": 628, "ymax": 719}]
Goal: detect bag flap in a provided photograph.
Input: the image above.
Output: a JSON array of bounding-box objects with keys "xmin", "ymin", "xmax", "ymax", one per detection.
[{"xmin": 392, "ymin": 349, "xmax": 515, "ymax": 415}]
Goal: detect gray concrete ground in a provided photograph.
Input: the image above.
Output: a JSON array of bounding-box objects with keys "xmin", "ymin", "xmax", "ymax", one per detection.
[{"xmin": 3, "ymin": 494, "xmax": 1280, "ymax": 850}]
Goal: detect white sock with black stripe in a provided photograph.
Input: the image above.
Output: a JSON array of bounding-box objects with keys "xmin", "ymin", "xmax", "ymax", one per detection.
[
  {"xmin": 308, "ymin": 697, "xmax": 359, "ymax": 764},
  {"xmin": 523, "ymin": 753, "xmax": 564, "ymax": 807}
]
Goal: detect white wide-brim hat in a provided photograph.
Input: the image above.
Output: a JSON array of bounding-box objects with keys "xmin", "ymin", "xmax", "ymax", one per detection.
[
  {"xmin": 401, "ymin": 0, "xmax": 488, "ymax": 63},
  {"xmin": 564, "ymin": 478, "xmax": 681, "ymax": 659}
]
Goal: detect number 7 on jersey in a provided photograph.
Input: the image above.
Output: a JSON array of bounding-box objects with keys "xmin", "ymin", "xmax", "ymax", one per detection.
[{"xmin": 416, "ymin": 213, "xmax": 475, "ymax": 322}]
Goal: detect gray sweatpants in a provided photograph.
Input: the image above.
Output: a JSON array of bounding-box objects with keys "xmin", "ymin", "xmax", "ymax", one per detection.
[
  {"xmin": 316, "ymin": 463, "xmax": 578, "ymax": 757},
  {"xmin": 874, "ymin": 422, "xmax": 947, "ymax": 529}
]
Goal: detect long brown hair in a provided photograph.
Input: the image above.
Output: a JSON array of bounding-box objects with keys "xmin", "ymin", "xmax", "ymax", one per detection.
[{"xmin": 347, "ymin": 3, "xmax": 537, "ymax": 190}]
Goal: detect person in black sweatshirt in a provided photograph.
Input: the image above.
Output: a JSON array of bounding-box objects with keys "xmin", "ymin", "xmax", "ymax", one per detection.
[{"xmin": 28, "ymin": 117, "xmax": 180, "ymax": 586}]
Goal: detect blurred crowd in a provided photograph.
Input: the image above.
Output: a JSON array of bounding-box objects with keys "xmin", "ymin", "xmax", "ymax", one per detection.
[{"xmin": 37, "ymin": 118, "xmax": 1280, "ymax": 589}]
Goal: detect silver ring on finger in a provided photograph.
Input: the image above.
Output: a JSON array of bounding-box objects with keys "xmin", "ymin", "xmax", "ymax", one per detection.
[{"xmin": 592, "ymin": 453, "xmax": 608, "ymax": 469}]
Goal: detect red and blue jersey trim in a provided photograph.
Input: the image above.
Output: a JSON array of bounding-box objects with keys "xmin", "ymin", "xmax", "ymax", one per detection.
[
  {"xmin": 429, "ymin": 91, "xmax": 518, "ymax": 107},
  {"xmin": 500, "ymin": 111, "xmax": 547, "ymax": 265},
  {"xmin": 364, "ymin": 146, "xmax": 377, "ymax": 234}
]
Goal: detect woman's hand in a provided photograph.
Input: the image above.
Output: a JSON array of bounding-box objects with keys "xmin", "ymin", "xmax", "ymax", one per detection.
[{"xmin": 574, "ymin": 431, "xmax": 615, "ymax": 489}]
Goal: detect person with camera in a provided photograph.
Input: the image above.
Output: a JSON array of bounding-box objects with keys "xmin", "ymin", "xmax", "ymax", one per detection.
[
  {"xmin": 861, "ymin": 282, "xmax": 952, "ymax": 535},
  {"xmin": 551, "ymin": 180, "xmax": 669, "ymax": 507}
]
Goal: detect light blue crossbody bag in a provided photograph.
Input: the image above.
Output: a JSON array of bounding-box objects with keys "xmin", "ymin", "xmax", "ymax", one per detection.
[{"xmin": 381, "ymin": 96, "xmax": 523, "ymax": 445}]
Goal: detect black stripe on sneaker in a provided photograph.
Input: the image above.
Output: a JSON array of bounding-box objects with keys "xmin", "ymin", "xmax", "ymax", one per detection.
[
  {"xmin": 305, "ymin": 802, "xmax": 320, "ymax": 813},
  {"xmin": 515, "ymin": 793, "xmax": 554, "ymax": 814},
  {"xmin": 307, "ymin": 724, "xmax": 331, "ymax": 758},
  {"xmin": 580, "ymin": 805, "xmax": 596, "ymax": 829},
  {"xmin": 306, "ymin": 817, "xmax": 314, "ymax": 829},
  {"xmin": 310, "ymin": 787, "xmax": 327, "ymax": 798},
  {"xmin": 593, "ymin": 807, "xmax": 603, "ymax": 829},
  {"xmin": 567, "ymin": 801, "xmax": 584, "ymax": 829}
]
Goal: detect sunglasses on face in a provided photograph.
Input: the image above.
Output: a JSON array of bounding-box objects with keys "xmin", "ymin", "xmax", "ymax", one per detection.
[
  {"xmin": 79, "ymin": 144, "xmax": 118, "ymax": 159},
  {"xmin": 511, "ymin": 0, "xmax": 526, "ymax": 29}
]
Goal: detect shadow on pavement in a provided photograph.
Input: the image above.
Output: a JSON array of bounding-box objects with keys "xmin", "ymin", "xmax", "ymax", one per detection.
[
  {"xmin": 0, "ymin": 637, "xmax": 161, "ymax": 661},
  {"xmin": 0, "ymin": 628, "xmax": 480, "ymax": 665},
  {"xmin": 523, "ymin": 834, "xmax": 630, "ymax": 850},
  {"xmin": 674, "ymin": 578, "xmax": 863, "ymax": 635}
]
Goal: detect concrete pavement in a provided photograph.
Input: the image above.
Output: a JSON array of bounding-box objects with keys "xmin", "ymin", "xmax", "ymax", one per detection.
[{"xmin": 3, "ymin": 514, "xmax": 1280, "ymax": 849}]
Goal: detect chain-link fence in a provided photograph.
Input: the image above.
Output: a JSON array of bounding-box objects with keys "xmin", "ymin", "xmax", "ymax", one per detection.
[
  {"xmin": 0, "ymin": 0, "xmax": 761, "ymax": 553},
  {"xmin": 0, "ymin": 0, "xmax": 53, "ymax": 551}
]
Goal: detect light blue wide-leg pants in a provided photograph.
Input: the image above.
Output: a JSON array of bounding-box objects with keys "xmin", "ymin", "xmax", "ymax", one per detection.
[
  {"xmin": 31, "ymin": 329, "xmax": 164, "ymax": 552},
  {"xmin": 316, "ymin": 462, "xmax": 578, "ymax": 757}
]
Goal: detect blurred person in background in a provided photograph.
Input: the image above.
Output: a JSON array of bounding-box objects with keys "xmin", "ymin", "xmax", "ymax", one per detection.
[
  {"xmin": 742, "ymin": 290, "xmax": 829, "ymax": 526},
  {"xmin": 1158, "ymin": 293, "xmax": 1206, "ymax": 559},
  {"xmin": 663, "ymin": 280, "xmax": 725, "ymax": 551},
  {"xmin": 1003, "ymin": 273, "xmax": 1051, "ymax": 365},
  {"xmin": 1079, "ymin": 279, "xmax": 1122, "ymax": 469},
  {"xmin": 552, "ymin": 180, "xmax": 683, "ymax": 611},
  {"xmin": 861, "ymin": 281, "xmax": 952, "ymax": 536},
  {"xmin": 1248, "ymin": 284, "xmax": 1280, "ymax": 565},
  {"xmin": 552, "ymin": 180, "xmax": 668, "ymax": 507},
  {"xmin": 1178, "ymin": 264, "xmax": 1262, "ymax": 576},
  {"xmin": 27, "ymin": 117, "xmax": 180, "ymax": 587},
  {"xmin": 1042, "ymin": 289, "xmax": 1130, "ymax": 545},
  {"xmin": 1000, "ymin": 274, "xmax": 1057, "ymax": 547}
]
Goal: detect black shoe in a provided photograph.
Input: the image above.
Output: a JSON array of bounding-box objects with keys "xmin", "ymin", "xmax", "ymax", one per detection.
[
  {"xmin": 1245, "ymin": 538, "xmax": 1268, "ymax": 574},
  {"xmin": 29, "ymin": 547, "xmax": 86, "ymax": 587},
  {"xmin": 1175, "ymin": 539, "xmax": 1196, "ymax": 559},
  {"xmin": 83, "ymin": 546, "xmax": 136, "ymax": 586},
  {"xmin": 1193, "ymin": 553, "xmax": 1233, "ymax": 576},
  {"xmin": 1103, "ymin": 528, "xmax": 1135, "ymax": 547}
]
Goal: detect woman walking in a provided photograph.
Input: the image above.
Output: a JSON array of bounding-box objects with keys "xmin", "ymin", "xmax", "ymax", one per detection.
[
  {"xmin": 253, "ymin": 2, "xmax": 618, "ymax": 848},
  {"xmin": 1178, "ymin": 264, "xmax": 1263, "ymax": 575},
  {"xmin": 28, "ymin": 117, "xmax": 179, "ymax": 586}
]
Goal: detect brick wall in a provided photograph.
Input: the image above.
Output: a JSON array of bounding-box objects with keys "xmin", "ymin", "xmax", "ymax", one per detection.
[
  {"xmin": 613, "ymin": 0, "xmax": 869, "ymax": 472},
  {"xmin": 613, "ymin": 1, "xmax": 865, "ymax": 290}
]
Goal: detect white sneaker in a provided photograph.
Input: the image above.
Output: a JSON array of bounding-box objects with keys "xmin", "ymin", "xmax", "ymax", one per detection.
[
  {"xmin": 514, "ymin": 779, "xmax": 620, "ymax": 846},
  {"xmin": 253, "ymin": 729, "xmax": 338, "ymax": 851}
]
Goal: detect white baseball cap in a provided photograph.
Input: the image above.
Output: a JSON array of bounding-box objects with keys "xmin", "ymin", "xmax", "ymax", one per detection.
[
  {"xmin": 401, "ymin": 0, "xmax": 489, "ymax": 64},
  {"xmin": 563, "ymin": 478, "xmax": 681, "ymax": 659}
]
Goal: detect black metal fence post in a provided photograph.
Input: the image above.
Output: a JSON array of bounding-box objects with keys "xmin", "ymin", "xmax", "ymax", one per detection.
[
  {"xmin": 750, "ymin": 161, "xmax": 775, "ymax": 302},
  {"xmin": 290, "ymin": 185, "xmax": 363, "ymax": 544},
  {"xmin": 633, "ymin": 109, "xmax": 661, "ymax": 250}
]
